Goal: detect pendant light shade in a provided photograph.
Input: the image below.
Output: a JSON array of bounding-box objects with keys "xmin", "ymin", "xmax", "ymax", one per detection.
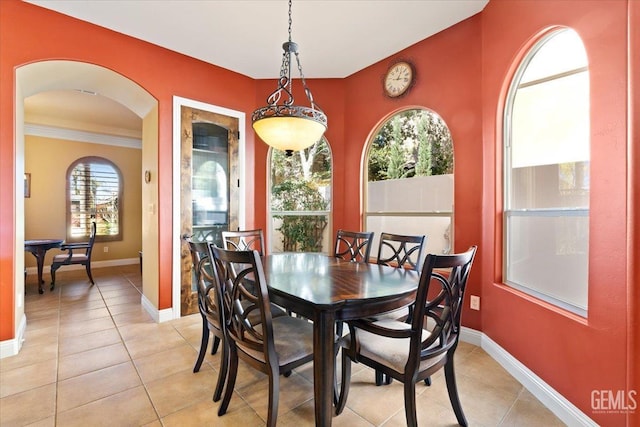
[{"xmin": 251, "ymin": 0, "xmax": 327, "ymax": 156}]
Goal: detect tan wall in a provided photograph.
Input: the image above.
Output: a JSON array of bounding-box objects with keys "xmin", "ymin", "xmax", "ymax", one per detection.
[
  {"xmin": 24, "ymin": 135, "xmax": 142, "ymax": 268},
  {"xmin": 141, "ymin": 105, "xmax": 159, "ymax": 307}
]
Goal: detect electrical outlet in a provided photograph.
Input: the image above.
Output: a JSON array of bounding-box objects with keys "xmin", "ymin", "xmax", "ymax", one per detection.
[
  {"xmin": 470, "ymin": 295, "xmax": 480, "ymax": 310},
  {"xmin": 103, "ymin": 246, "xmax": 109, "ymax": 253}
]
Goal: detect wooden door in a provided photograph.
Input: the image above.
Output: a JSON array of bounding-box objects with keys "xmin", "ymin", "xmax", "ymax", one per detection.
[{"xmin": 180, "ymin": 106, "xmax": 239, "ymax": 316}]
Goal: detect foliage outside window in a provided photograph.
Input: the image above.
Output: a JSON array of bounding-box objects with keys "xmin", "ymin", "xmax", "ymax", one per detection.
[
  {"xmin": 504, "ymin": 28, "xmax": 589, "ymax": 316},
  {"xmin": 66, "ymin": 156, "xmax": 122, "ymax": 242},
  {"xmin": 368, "ymin": 110, "xmax": 453, "ymax": 181},
  {"xmin": 366, "ymin": 109, "xmax": 454, "ymax": 257},
  {"xmin": 270, "ymin": 138, "xmax": 331, "ymax": 253}
]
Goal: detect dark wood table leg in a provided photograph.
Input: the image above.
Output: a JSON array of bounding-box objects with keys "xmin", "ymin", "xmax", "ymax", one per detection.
[
  {"xmin": 314, "ymin": 310, "xmax": 335, "ymax": 427},
  {"xmin": 35, "ymin": 248, "xmax": 45, "ymax": 294}
]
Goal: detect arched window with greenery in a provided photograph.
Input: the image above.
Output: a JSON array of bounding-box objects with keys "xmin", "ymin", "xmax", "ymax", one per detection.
[
  {"xmin": 365, "ymin": 109, "xmax": 454, "ymax": 259},
  {"xmin": 268, "ymin": 138, "xmax": 332, "ymax": 253},
  {"xmin": 66, "ymin": 156, "xmax": 122, "ymax": 242},
  {"xmin": 504, "ymin": 28, "xmax": 589, "ymax": 316}
]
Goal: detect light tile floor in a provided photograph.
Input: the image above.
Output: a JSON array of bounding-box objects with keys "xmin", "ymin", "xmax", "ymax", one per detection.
[{"xmin": 1, "ymin": 265, "xmax": 565, "ymax": 426}]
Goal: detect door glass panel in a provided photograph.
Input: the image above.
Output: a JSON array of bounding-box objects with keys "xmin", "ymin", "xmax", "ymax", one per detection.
[{"xmin": 192, "ymin": 122, "xmax": 228, "ymax": 247}]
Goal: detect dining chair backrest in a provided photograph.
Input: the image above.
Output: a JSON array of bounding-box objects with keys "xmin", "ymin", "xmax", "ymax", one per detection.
[
  {"xmin": 334, "ymin": 229, "xmax": 374, "ymax": 263},
  {"xmin": 376, "ymin": 232, "xmax": 426, "ymax": 271},
  {"xmin": 209, "ymin": 246, "xmax": 275, "ymax": 362},
  {"xmin": 409, "ymin": 246, "xmax": 477, "ymax": 368},
  {"xmin": 185, "ymin": 238, "xmax": 222, "ymax": 331},
  {"xmin": 222, "ymin": 229, "xmax": 266, "ymax": 255}
]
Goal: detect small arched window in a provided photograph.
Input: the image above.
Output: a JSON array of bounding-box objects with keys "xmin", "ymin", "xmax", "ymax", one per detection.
[
  {"xmin": 66, "ymin": 156, "xmax": 122, "ymax": 242},
  {"xmin": 504, "ymin": 28, "xmax": 590, "ymax": 316},
  {"xmin": 268, "ymin": 138, "xmax": 332, "ymax": 253},
  {"xmin": 365, "ymin": 108, "xmax": 454, "ymax": 258}
]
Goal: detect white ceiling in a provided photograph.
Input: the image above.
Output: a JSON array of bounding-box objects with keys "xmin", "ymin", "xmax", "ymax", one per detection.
[{"xmin": 22, "ymin": 0, "xmax": 488, "ymax": 135}]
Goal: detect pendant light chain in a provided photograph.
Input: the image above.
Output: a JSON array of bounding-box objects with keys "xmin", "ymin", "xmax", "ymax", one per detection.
[
  {"xmin": 251, "ymin": 0, "xmax": 328, "ymax": 155},
  {"xmin": 288, "ymin": 0, "xmax": 293, "ymax": 43}
]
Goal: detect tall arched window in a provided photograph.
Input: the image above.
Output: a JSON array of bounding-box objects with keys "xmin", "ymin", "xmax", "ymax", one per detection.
[
  {"xmin": 365, "ymin": 108, "xmax": 454, "ymax": 259},
  {"xmin": 268, "ymin": 138, "xmax": 332, "ymax": 253},
  {"xmin": 66, "ymin": 156, "xmax": 122, "ymax": 242},
  {"xmin": 504, "ymin": 28, "xmax": 590, "ymax": 316}
]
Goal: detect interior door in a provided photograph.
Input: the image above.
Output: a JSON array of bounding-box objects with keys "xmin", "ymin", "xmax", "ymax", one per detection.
[{"xmin": 180, "ymin": 105, "xmax": 239, "ymax": 316}]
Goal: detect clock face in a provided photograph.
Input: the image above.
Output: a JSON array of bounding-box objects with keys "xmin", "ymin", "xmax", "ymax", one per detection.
[{"xmin": 384, "ymin": 61, "xmax": 413, "ymax": 98}]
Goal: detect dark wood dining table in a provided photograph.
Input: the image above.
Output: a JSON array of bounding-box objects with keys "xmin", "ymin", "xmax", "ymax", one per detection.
[
  {"xmin": 24, "ymin": 239, "xmax": 63, "ymax": 294},
  {"xmin": 263, "ymin": 252, "xmax": 420, "ymax": 427}
]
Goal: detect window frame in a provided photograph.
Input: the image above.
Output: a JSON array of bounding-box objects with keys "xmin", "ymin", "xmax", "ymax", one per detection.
[
  {"xmin": 267, "ymin": 138, "xmax": 333, "ymax": 254},
  {"xmin": 363, "ymin": 108, "xmax": 455, "ymax": 258},
  {"xmin": 503, "ymin": 28, "xmax": 590, "ymax": 317},
  {"xmin": 66, "ymin": 156, "xmax": 123, "ymax": 243}
]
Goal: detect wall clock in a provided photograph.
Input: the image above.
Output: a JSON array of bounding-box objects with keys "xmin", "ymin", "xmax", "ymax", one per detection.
[{"xmin": 384, "ymin": 61, "xmax": 414, "ymax": 98}]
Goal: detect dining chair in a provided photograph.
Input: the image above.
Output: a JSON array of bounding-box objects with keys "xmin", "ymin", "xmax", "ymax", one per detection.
[
  {"xmin": 184, "ymin": 237, "xmax": 227, "ymax": 402},
  {"xmin": 373, "ymin": 232, "xmax": 426, "ymax": 385},
  {"xmin": 221, "ymin": 229, "xmax": 266, "ymax": 255},
  {"xmin": 210, "ymin": 246, "xmax": 314, "ymax": 427},
  {"xmin": 50, "ymin": 221, "xmax": 96, "ymax": 290},
  {"xmin": 334, "ymin": 229, "xmax": 374, "ymax": 263},
  {"xmin": 336, "ymin": 246, "xmax": 478, "ymax": 427}
]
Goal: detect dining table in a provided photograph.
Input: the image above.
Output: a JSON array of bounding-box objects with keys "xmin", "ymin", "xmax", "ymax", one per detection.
[
  {"xmin": 24, "ymin": 239, "xmax": 63, "ymax": 294},
  {"xmin": 263, "ymin": 252, "xmax": 420, "ymax": 427}
]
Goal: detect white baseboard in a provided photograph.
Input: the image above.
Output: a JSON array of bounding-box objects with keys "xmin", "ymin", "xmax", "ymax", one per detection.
[
  {"xmin": 0, "ymin": 314, "xmax": 26, "ymax": 359},
  {"xmin": 25, "ymin": 257, "xmax": 139, "ymax": 275},
  {"xmin": 459, "ymin": 328, "xmax": 597, "ymax": 427},
  {"xmin": 141, "ymin": 294, "xmax": 176, "ymax": 323}
]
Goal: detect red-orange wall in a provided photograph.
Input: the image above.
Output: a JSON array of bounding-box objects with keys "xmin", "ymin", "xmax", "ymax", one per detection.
[
  {"xmin": 480, "ymin": 1, "xmax": 634, "ymax": 425},
  {"xmin": 1, "ymin": 0, "xmax": 636, "ymax": 424}
]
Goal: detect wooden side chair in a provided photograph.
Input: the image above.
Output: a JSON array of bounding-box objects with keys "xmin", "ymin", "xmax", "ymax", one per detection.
[
  {"xmin": 50, "ymin": 221, "xmax": 96, "ymax": 290},
  {"xmin": 334, "ymin": 229, "xmax": 374, "ymax": 263},
  {"xmin": 373, "ymin": 232, "xmax": 426, "ymax": 385},
  {"xmin": 221, "ymin": 229, "xmax": 266, "ymax": 255},
  {"xmin": 336, "ymin": 246, "xmax": 478, "ymax": 427},
  {"xmin": 184, "ymin": 238, "xmax": 227, "ymax": 402},
  {"xmin": 210, "ymin": 247, "xmax": 314, "ymax": 427}
]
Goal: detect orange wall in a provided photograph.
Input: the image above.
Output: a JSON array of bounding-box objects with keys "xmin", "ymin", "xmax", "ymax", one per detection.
[
  {"xmin": 480, "ymin": 1, "xmax": 633, "ymax": 425},
  {"xmin": 1, "ymin": 1, "xmax": 636, "ymax": 424}
]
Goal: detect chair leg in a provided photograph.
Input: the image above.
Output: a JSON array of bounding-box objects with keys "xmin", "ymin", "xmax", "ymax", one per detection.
[
  {"xmin": 266, "ymin": 371, "xmax": 280, "ymax": 427},
  {"xmin": 218, "ymin": 344, "xmax": 238, "ymax": 416},
  {"xmin": 335, "ymin": 350, "xmax": 351, "ymax": 415},
  {"xmin": 424, "ymin": 376, "xmax": 432, "ymax": 386},
  {"xmin": 404, "ymin": 381, "xmax": 418, "ymax": 427},
  {"xmin": 50, "ymin": 264, "xmax": 59, "ymax": 290},
  {"xmin": 375, "ymin": 370, "xmax": 384, "ymax": 386},
  {"xmin": 85, "ymin": 262, "xmax": 95, "ymax": 284},
  {"xmin": 211, "ymin": 336, "xmax": 220, "ymax": 355},
  {"xmin": 375, "ymin": 370, "xmax": 393, "ymax": 386},
  {"xmin": 213, "ymin": 338, "xmax": 228, "ymax": 402},
  {"xmin": 444, "ymin": 358, "xmax": 468, "ymax": 427},
  {"xmin": 193, "ymin": 316, "xmax": 210, "ymax": 373}
]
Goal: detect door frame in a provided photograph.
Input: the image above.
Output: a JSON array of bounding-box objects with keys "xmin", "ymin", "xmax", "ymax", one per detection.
[{"xmin": 172, "ymin": 96, "xmax": 246, "ymax": 319}]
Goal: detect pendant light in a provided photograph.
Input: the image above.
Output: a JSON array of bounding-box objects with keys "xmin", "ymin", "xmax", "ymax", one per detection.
[{"xmin": 251, "ymin": 0, "xmax": 327, "ymax": 156}]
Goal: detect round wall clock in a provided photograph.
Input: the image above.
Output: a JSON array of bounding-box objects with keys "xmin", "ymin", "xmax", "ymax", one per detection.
[{"xmin": 383, "ymin": 61, "xmax": 414, "ymax": 98}]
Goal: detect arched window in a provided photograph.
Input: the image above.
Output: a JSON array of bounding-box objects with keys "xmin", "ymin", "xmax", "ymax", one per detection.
[
  {"xmin": 268, "ymin": 138, "xmax": 332, "ymax": 253},
  {"xmin": 365, "ymin": 108, "xmax": 454, "ymax": 258},
  {"xmin": 66, "ymin": 156, "xmax": 122, "ymax": 242},
  {"xmin": 504, "ymin": 28, "xmax": 590, "ymax": 316}
]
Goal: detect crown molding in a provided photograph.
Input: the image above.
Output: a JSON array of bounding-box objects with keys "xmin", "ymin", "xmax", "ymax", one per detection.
[{"xmin": 24, "ymin": 123, "xmax": 141, "ymax": 149}]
